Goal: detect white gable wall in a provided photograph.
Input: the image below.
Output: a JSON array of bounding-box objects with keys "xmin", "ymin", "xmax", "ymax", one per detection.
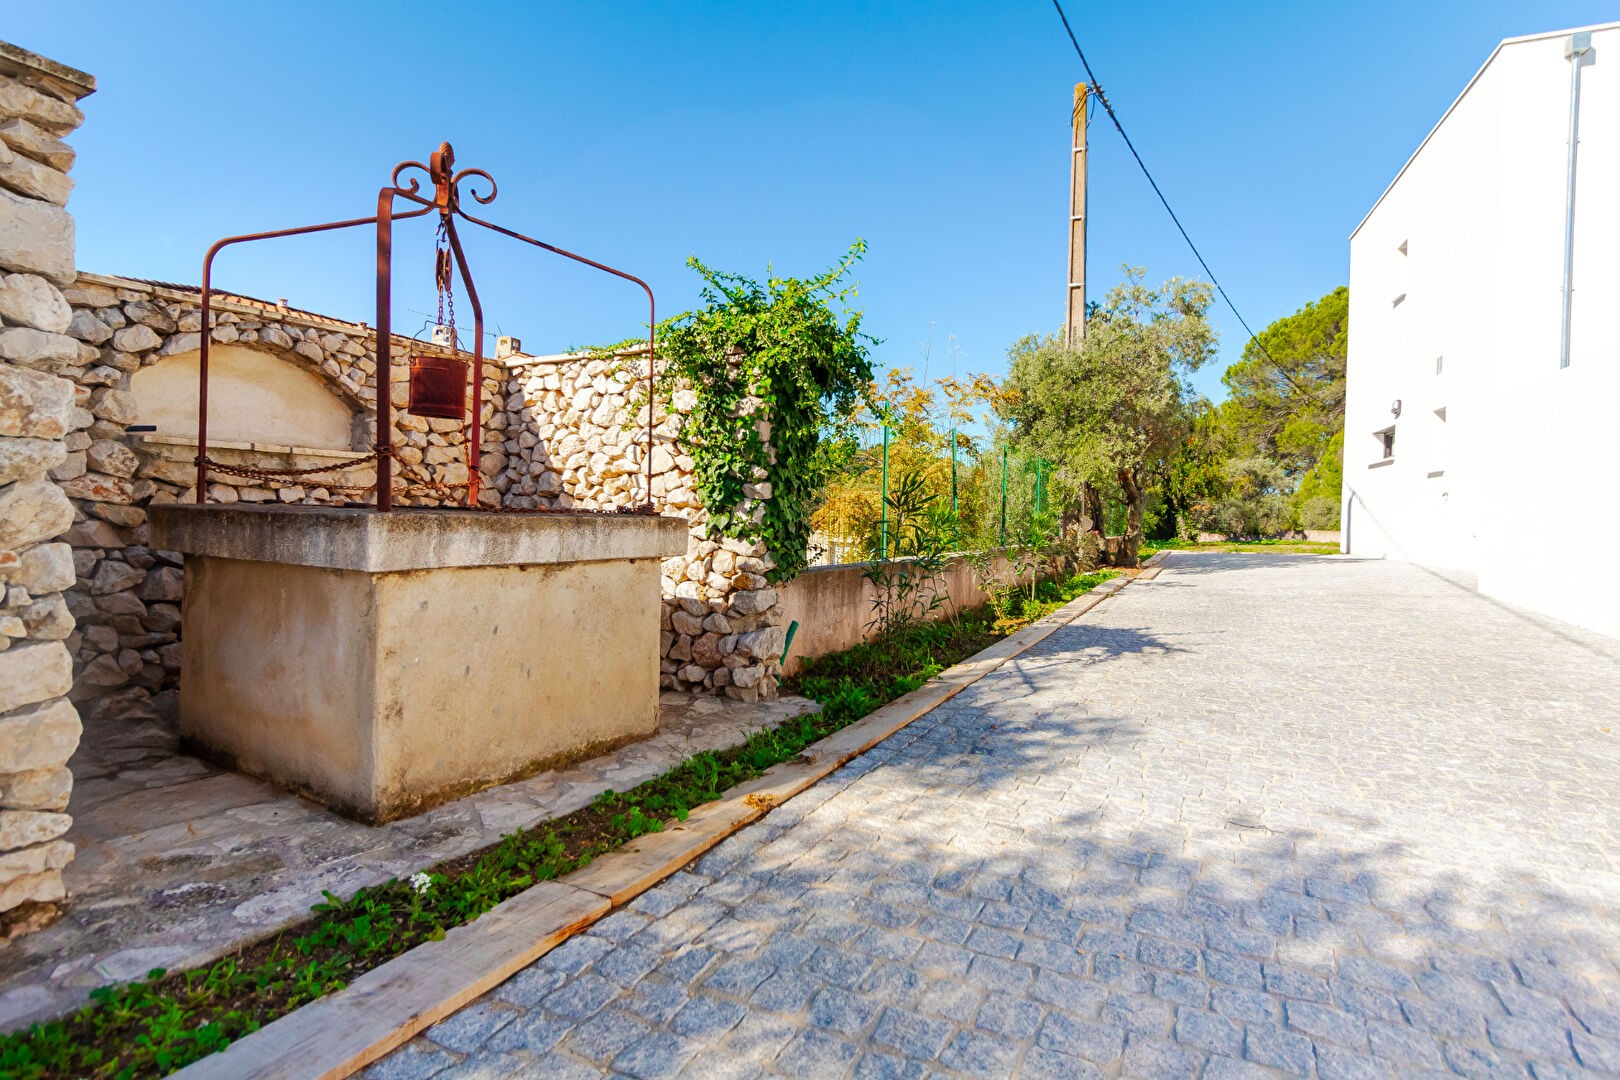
[{"xmin": 1345, "ymin": 24, "xmax": 1620, "ymax": 638}]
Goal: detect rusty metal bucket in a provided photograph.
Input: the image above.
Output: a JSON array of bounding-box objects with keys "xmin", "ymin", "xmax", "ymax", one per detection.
[{"xmin": 408, "ymin": 354, "xmax": 467, "ymax": 420}]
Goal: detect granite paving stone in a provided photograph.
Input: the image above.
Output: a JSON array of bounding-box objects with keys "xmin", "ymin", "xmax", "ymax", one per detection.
[
  {"xmin": 373, "ymin": 554, "xmax": 1620, "ymax": 1076},
  {"xmin": 425, "ymin": 1001, "xmax": 522, "ymax": 1055}
]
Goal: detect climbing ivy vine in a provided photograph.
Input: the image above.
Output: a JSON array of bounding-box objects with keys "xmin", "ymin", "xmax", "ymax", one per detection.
[{"xmin": 656, "ymin": 242, "xmax": 875, "ymax": 583}]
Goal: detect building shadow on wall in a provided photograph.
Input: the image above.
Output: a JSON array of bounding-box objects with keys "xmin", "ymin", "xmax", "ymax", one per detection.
[{"xmin": 1402, "ymin": 559, "xmax": 1620, "ymax": 666}]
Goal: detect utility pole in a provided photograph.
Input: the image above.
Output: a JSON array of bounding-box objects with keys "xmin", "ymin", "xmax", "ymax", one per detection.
[{"xmin": 1066, "ymin": 83, "xmax": 1089, "ymax": 347}]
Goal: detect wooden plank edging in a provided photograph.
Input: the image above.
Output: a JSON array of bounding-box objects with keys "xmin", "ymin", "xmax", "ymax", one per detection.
[
  {"xmin": 175, "ymin": 882, "xmax": 608, "ymax": 1080},
  {"xmin": 177, "ymin": 573, "xmax": 1135, "ymax": 1079}
]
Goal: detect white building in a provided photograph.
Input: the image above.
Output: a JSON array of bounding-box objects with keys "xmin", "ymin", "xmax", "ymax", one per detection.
[{"xmin": 1344, "ymin": 22, "xmax": 1620, "ymax": 639}]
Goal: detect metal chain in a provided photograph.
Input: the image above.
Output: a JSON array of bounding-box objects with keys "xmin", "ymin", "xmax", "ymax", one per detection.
[
  {"xmin": 446, "ymin": 272, "xmax": 455, "ymax": 343},
  {"xmin": 434, "ymin": 222, "xmax": 455, "ymax": 347},
  {"xmin": 195, "ymin": 453, "xmax": 382, "ymax": 495},
  {"xmin": 194, "ymin": 449, "xmax": 658, "ymax": 515},
  {"xmin": 435, "ymin": 253, "xmax": 446, "ymax": 330},
  {"xmin": 195, "ymin": 450, "xmax": 390, "ymax": 481}
]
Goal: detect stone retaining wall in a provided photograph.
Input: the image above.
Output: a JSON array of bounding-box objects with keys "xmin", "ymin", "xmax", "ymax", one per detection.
[
  {"xmin": 0, "ymin": 42, "xmax": 94, "ymax": 926},
  {"xmin": 774, "ymin": 552, "xmax": 1016, "ymax": 676}
]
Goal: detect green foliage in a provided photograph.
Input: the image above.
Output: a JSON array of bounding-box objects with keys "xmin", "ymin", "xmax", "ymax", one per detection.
[
  {"xmin": 859, "ymin": 468, "xmax": 956, "ymax": 635},
  {"xmin": 966, "ymin": 547, "xmax": 1019, "ymax": 623},
  {"xmin": 1210, "ymin": 285, "xmax": 1348, "ymax": 533},
  {"xmin": 1221, "ymin": 285, "xmax": 1347, "ymax": 478},
  {"xmin": 1196, "ymin": 456, "xmax": 1292, "ymax": 538},
  {"xmin": 1043, "ymin": 522, "xmax": 1102, "ymax": 578},
  {"xmin": 810, "ymin": 365, "xmax": 1002, "ymax": 563},
  {"xmin": 1291, "ymin": 429, "xmax": 1343, "ymax": 529},
  {"xmin": 1155, "ymin": 286, "xmax": 1349, "ymax": 537},
  {"xmin": 656, "ymin": 243, "xmax": 875, "ymax": 582},
  {"xmin": 1151, "ymin": 403, "xmax": 1228, "ymax": 540},
  {"xmin": 1000, "ymin": 269, "xmax": 1216, "ymax": 560}
]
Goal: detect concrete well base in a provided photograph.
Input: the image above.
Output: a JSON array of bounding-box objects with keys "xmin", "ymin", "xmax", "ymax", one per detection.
[{"xmin": 150, "ymin": 504, "xmax": 688, "ymax": 823}]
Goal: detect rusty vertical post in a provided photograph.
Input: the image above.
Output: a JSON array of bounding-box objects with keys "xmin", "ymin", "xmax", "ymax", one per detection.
[
  {"xmin": 375, "ymin": 189, "xmax": 395, "ymax": 511},
  {"xmin": 196, "ymin": 262, "xmax": 212, "ymax": 502},
  {"xmin": 469, "ymin": 329, "xmax": 483, "ymax": 507},
  {"xmin": 646, "ymin": 300, "xmax": 655, "ymax": 510}
]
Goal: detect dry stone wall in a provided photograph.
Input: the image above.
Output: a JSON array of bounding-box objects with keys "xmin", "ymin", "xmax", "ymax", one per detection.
[
  {"xmin": 0, "ymin": 42, "xmax": 94, "ymax": 926},
  {"xmin": 54, "ymin": 274, "xmax": 503, "ymax": 722},
  {"xmin": 497, "ymin": 354, "xmax": 786, "ymax": 701}
]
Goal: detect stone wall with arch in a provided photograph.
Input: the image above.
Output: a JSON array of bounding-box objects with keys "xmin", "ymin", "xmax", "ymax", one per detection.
[
  {"xmin": 54, "ymin": 272, "xmax": 503, "ymax": 722},
  {"xmin": 129, "ymin": 342, "xmax": 364, "ymax": 451}
]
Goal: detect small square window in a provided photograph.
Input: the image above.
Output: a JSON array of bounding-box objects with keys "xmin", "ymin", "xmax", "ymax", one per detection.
[{"xmin": 1372, "ymin": 426, "xmax": 1396, "ymax": 461}]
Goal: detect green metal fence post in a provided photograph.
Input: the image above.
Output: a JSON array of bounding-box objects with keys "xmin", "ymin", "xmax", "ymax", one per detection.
[
  {"xmin": 949, "ymin": 427, "xmax": 958, "ymax": 517},
  {"xmin": 880, "ymin": 424, "xmax": 890, "ymax": 559},
  {"xmin": 1000, "ymin": 446, "xmax": 1008, "ymax": 546}
]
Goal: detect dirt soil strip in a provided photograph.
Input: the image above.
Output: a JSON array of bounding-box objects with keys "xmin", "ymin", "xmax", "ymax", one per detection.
[{"xmin": 176, "ymin": 574, "xmax": 1137, "ymax": 1080}]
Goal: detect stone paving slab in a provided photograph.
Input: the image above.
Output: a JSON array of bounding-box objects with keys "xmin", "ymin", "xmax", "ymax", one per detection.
[
  {"xmin": 0, "ymin": 692, "xmax": 818, "ymax": 1031},
  {"xmin": 371, "ymin": 552, "xmax": 1620, "ymax": 1078}
]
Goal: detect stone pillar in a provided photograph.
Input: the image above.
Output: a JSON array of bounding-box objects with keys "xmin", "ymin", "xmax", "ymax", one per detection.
[{"xmin": 0, "ymin": 41, "xmax": 94, "ymax": 935}]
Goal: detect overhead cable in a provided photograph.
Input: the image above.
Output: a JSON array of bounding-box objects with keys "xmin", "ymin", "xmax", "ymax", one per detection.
[{"xmin": 1050, "ymin": 0, "xmax": 1277, "ymax": 366}]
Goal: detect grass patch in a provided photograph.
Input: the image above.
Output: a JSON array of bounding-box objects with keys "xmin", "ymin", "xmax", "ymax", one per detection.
[
  {"xmin": 0, "ymin": 571, "xmax": 1115, "ymax": 1078},
  {"xmin": 1141, "ymin": 538, "xmax": 1339, "ymax": 557}
]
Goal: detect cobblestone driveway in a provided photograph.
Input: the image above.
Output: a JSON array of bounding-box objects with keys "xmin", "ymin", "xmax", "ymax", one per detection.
[{"xmin": 372, "ymin": 553, "xmax": 1620, "ymax": 1079}]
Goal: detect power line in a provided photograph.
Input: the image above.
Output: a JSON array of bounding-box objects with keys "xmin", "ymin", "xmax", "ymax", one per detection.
[{"xmin": 1049, "ymin": 0, "xmax": 1276, "ymax": 366}]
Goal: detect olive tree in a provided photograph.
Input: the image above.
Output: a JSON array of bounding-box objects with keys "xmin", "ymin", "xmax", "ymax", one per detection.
[{"xmin": 1000, "ymin": 270, "xmax": 1216, "ymax": 564}]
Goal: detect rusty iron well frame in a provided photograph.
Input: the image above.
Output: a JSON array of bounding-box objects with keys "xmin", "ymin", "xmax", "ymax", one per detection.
[{"xmin": 196, "ymin": 141, "xmax": 656, "ymax": 512}]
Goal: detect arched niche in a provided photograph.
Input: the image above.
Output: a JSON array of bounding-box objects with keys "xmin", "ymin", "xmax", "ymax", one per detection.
[{"xmin": 130, "ymin": 344, "xmax": 357, "ymax": 450}]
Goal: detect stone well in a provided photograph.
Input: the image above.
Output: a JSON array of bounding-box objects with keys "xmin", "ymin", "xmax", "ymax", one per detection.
[{"xmin": 149, "ymin": 503, "xmax": 686, "ymax": 823}]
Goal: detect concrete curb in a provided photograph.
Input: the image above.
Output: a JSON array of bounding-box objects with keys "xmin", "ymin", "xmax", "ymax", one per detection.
[{"xmin": 176, "ymin": 573, "xmax": 1137, "ymax": 1080}]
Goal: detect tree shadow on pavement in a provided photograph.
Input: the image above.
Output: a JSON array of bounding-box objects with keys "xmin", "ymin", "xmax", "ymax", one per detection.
[
  {"xmin": 1148, "ymin": 552, "xmax": 1340, "ymax": 576},
  {"xmin": 396, "ymin": 673, "xmax": 1620, "ymax": 1079},
  {"xmin": 979, "ymin": 623, "xmax": 1193, "ymax": 709},
  {"xmin": 386, "ymin": 552, "xmax": 1620, "ymax": 1079},
  {"xmin": 687, "ymin": 706, "xmax": 1620, "ymax": 1079}
]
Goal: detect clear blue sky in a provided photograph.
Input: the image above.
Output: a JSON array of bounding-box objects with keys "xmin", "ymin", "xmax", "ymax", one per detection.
[{"xmin": 10, "ymin": 1, "xmax": 1613, "ymax": 401}]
